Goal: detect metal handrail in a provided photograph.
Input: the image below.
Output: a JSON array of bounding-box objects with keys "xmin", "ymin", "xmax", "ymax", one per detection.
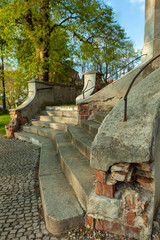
[
  {"xmin": 124, "ymin": 53, "xmax": 160, "ymax": 122},
  {"xmin": 82, "ymin": 80, "xmax": 92, "ymax": 98},
  {"xmin": 106, "ymin": 54, "xmax": 147, "ymax": 83}
]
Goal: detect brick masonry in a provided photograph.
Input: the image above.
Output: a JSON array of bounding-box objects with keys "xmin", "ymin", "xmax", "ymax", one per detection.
[
  {"xmin": 86, "ymin": 162, "xmax": 154, "ymax": 239},
  {"xmin": 77, "ymin": 101, "xmax": 113, "ymax": 122},
  {"xmin": 5, "ymin": 110, "xmax": 27, "ymax": 137}
]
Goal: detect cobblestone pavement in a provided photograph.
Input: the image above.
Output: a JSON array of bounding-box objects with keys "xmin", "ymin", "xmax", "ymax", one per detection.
[
  {"xmin": 0, "ymin": 137, "xmax": 159, "ymax": 240},
  {"xmin": 0, "ymin": 137, "xmax": 58, "ymax": 240}
]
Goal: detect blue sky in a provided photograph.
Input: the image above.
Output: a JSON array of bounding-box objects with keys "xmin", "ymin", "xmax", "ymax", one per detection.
[{"xmin": 104, "ymin": 0, "xmax": 145, "ymax": 51}]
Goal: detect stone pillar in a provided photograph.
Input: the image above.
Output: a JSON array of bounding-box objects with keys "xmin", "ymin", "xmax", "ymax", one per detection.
[
  {"xmin": 76, "ymin": 70, "xmax": 103, "ymax": 104},
  {"xmin": 142, "ymin": 0, "xmax": 160, "ymax": 62}
]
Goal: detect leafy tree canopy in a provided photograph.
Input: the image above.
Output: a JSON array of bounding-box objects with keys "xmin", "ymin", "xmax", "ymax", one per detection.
[{"xmin": 0, "ymin": 0, "xmax": 131, "ymax": 82}]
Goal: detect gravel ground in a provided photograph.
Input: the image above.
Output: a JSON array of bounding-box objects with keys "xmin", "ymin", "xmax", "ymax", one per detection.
[{"xmin": 0, "ymin": 136, "xmax": 159, "ymax": 240}]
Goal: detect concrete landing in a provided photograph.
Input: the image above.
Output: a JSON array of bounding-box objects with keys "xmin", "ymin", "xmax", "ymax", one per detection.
[{"xmin": 14, "ymin": 132, "xmax": 84, "ymax": 236}]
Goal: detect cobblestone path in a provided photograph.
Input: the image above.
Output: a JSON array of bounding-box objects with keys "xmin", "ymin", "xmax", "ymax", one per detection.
[
  {"xmin": 0, "ymin": 137, "xmax": 57, "ymax": 240},
  {"xmin": 0, "ymin": 137, "xmax": 159, "ymax": 240}
]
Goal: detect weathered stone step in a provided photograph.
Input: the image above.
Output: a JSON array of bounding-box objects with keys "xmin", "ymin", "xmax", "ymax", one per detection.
[
  {"xmin": 41, "ymin": 110, "xmax": 78, "ymax": 118},
  {"xmin": 94, "ymin": 112, "xmax": 107, "ymax": 123},
  {"xmin": 31, "ymin": 120, "xmax": 66, "ymax": 131},
  {"xmin": 67, "ymin": 125, "xmax": 94, "ymax": 160},
  {"xmin": 80, "ymin": 120, "xmax": 100, "ymax": 136},
  {"xmin": 55, "ymin": 133, "xmax": 95, "ymax": 211},
  {"xmin": 39, "ymin": 115, "xmax": 78, "ymax": 125},
  {"xmin": 46, "ymin": 106, "xmax": 77, "ymax": 111},
  {"xmin": 14, "ymin": 132, "xmax": 84, "ymax": 236},
  {"xmin": 23, "ymin": 126, "xmax": 62, "ymax": 140}
]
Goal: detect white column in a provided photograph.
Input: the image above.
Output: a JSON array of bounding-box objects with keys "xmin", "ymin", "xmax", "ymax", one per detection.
[{"xmin": 142, "ymin": 0, "xmax": 160, "ymax": 61}]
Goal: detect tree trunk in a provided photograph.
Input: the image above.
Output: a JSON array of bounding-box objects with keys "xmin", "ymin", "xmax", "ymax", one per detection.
[
  {"xmin": 26, "ymin": 0, "xmax": 51, "ymax": 82},
  {"xmin": 0, "ymin": 46, "xmax": 6, "ymax": 112},
  {"xmin": 35, "ymin": 47, "xmax": 50, "ymax": 82},
  {"xmin": 105, "ymin": 62, "xmax": 108, "ymax": 82}
]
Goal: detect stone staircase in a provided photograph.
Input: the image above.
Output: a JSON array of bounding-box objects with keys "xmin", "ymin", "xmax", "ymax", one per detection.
[{"xmin": 14, "ymin": 105, "xmax": 107, "ymax": 236}]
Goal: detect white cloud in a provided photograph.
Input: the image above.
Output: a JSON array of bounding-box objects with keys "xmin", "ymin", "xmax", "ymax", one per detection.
[{"xmin": 130, "ymin": 0, "xmax": 145, "ymax": 11}]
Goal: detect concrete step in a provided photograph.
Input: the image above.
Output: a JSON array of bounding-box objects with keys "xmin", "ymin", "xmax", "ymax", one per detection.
[
  {"xmin": 94, "ymin": 112, "xmax": 107, "ymax": 123},
  {"xmin": 67, "ymin": 125, "xmax": 94, "ymax": 160},
  {"xmin": 31, "ymin": 120, "xmax": 66, "ymax": 131},
  {"xmin": 14, "ymin": 132, "xmax": 84, "ymax": 236},
  {"xmin": 55, "ymin": 133, "xmax": 95, "ymax": 211},
  {"xmin": 80, "ymin": 120, "xmax": 100, "ymax": 136},
  {"xmin": 39, "ymin": 115, "xmax": 78, "ymax": 125},
  {"xmin": 46, "ymin": 106, "xmax": 77, "ymax": 111},
  {"xmin": 41, "ymin": 110, "xmax": 78, "ymax": 118},
  {"xmin": 23, "ymin": 126, "xmax": 62, "ymax": 140}
]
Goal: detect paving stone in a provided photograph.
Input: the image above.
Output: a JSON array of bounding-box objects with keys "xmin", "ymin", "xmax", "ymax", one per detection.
[{"xmin": 0, "ymin": 138, "xmax": 55, "ymax": 240}]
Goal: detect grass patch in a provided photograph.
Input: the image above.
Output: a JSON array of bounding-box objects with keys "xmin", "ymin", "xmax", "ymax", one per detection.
[
  {"xmin": 0, "ymin": 113, "xmax": 11, "ymax": 135},
  {"xmin": 54, "ymin": 102, "xmax": 76, "ymax": 106}
]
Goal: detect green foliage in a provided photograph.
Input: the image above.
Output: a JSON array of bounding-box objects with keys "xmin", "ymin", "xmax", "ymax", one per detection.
[
  {"xmin": 0, "ymin": 0, "xmax": 141, "ymax": 107},
  {"xmin": 0, "ymin": 0, "xmax": 131, "ymax": 82}
]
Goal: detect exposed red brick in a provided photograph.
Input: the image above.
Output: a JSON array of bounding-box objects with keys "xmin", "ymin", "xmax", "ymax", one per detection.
[
  {"xmin": 79, "ymin": 115, "xmax": 88, "ymax": 120},
  {"xmin": 120, "ymin": 236, "xmax": 125, "ymax": 240},
  {"xmin": 141, "ymin": 214, "xmax": 148, "ymax": 225},
  {"xmin": 111, "ymin": 172, "xmax": 127, "ymax": 182},
  {"xmin": 126, "ymin": 199, "xmax": 136, "ymax": 209},
  {"xmin": 21, "ymin": 118, "xmax": 27, "ymax": 125},
  {"xmin": 89, "ymin": 110, "xmax": 93, "ymax": 115},
  {"xmin": 125, "ymin": 192, "xmax": 139, "ymax": 210},
  {"xmin": 137, "ymin": 176, "xmax": 154, "ymax": 192},
  {"xmin": 135, "ymin": 163, "xmax": 151, "ymax": 172},
  {"xmin": 124, "ymin": 225, "xmax": 141, "ymax": 239},
  {"xmin": 96, "ymin": 219, "xmax": 123, "ymax": 235},
  {"xmin": 93, "ymin": 105, "xmax": 97, "ymax": 110},
  {"xmin": 85, "ymin": 216, "xmax": 94, "ymax": 229},
  {"xmin": 140, "ymin": 200, "xmax": 149, "ymax": 212},
  {"xmin": 104, "ymin": 220, "xmax": 123, "ymax": 235},
  {"xmin": 95, "ymin": 219, "xmax": 104, "ymax": 231},
  {"xmin": 80, "ymin": 105, "xmax": 89, "ymax": 111},
  {"xmin": 96, "ymin": 170, "xmax": 107, "ymax": 184},
  {"xmin": 136, "ymin": 169, "xmax": 153, "ymax": 179},
  {"xmin": 79, "ymin": 110, "xmax": 89, "ymax": 116},
  {"xmin": 106, "ymin": 173, "xmax": 117, "ymax": 185},
  {"xmin": 124, "ymin": 211, "xmax": 135, "ymax": 226},
  {"xmin": 95, "ymin": 182, "xmax": 115, "ymax": 198},
  {"xmin": 111, "ymin": 163, "xmax": 131, "ymax": 173}
]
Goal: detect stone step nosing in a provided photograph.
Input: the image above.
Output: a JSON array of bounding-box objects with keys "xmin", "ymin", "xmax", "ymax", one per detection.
[
  {"xmin": 80, "ymin": 120, "xmax": 100, "ymax": 136},
  {"xmin": 93, "ymin": 112, "xmax": 107, "ymax": 123},
  {"xmin": 67, "ymin": 126, "xmax": 93, "ymax": 160},
  {"xmin": 31, "ymin": 121, "xmax": 66, "ymax": 131},
  {"xmin": 41, "ymin": 110, "xmax": 78, "ymax": 118},
  {"xmin": 23, "ymin": 126, "xmax": 63, "ymax": 140},
  {"xmin": 39, "ymin": 116, "xmax": 78, "ymax": 124},
  {"xmin": 55, "ymin": 133, "xmax": 95, "ymax": 211}
]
